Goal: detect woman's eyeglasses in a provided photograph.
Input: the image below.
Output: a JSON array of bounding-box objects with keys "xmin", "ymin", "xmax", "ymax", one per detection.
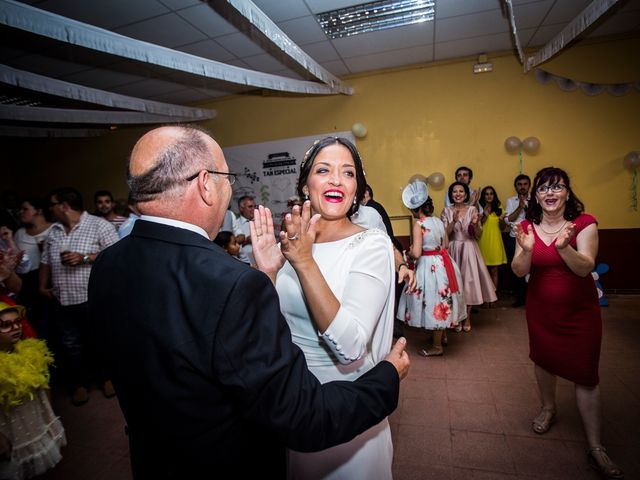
[
  {"xmin": 0, "ymin": 317, "xmax": 22, "ymax": 332},
  {"xmin": 536, "ymin": 183, "xmax": 567, "ymax": 194}
]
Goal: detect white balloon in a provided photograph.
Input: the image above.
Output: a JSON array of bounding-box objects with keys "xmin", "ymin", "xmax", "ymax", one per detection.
[
  {"xmin": 623, "ymin": 151, "xmax": 640, "ymax": 170},
  {"xmin": 427, "ymin": 172, "xmax": 445, "ymax": 189},
  {"xmin": 522, "ymin": 136, "xmax": 541, "ymax": 154},
  {"xmin": 504, "ymin": 136, "xmax": 521, "ymax": 154},
  {"xmin": 408, "ymin": 173, "xmax": 427, "ymax": 184},
  {"xmin": 351, "ymin": 123, "xmax": 367, "ymax": 138}
]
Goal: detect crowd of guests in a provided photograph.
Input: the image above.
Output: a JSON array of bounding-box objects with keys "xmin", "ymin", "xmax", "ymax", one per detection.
[
  {"xmin": 394, "ymin": 165, "xmax": 622, "ymax": 479},
  {"xmin": 0, "ymin": 127, "xmax": 623, "ymax": 479},
  {"xmin": 0, "ymin": 188, "xmax": 128, "ymax": 478}
]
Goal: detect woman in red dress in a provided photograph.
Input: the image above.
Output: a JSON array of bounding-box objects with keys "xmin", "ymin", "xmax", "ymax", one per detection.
[{"xmin": 512, "ymin": 167, "xmax": 623, "ymax": 479}]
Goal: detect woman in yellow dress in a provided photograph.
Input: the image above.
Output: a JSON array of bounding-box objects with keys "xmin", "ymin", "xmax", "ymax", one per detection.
[{"xmin": 478, "ymin": 186, "xmax": 507, "ymax": 298}]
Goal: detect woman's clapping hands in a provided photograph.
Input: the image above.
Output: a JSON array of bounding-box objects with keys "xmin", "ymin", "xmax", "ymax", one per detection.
[
  {"xmin": 514, "ymin": 222, "xmax": 535, "ymax": 252},
  {"xmin": 555, "ymin": 223, "xmax": 576, "ymax": 250}
]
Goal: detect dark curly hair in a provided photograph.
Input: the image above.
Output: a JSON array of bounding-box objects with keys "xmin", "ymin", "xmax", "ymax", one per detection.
[
  {"xmin": 213, "ymin": 231, "xmax": 234, "ymax": 249},
  {"xmin": 411, "ymin": 196, "xmax": 434, "ymax": 217},
  {"xmin": 479, "ymin": 186, "xmax": 502, "ymax": 217},
  {"xmin": 296, "ymin": 137, "xmax": 366, "ymax": 219},
  {"xmin": 447, "ymin": 181, "xmax": 469, "ymax": 204},
  {"xmin": 525, "ymin": 167, "xmax": 584, "ymax": 224}
]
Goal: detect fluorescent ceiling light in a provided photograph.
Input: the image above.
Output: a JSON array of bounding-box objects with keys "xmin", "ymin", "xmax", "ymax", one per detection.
[{"xmin": 317, "ymin": 0, "xmax": 435, "ymax": 39}]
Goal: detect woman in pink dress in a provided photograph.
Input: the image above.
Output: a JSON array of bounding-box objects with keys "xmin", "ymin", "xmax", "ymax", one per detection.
[
  {"xmin": 512, "ymin": 167, "xmax": 623, "ymax": 479},
  {"xmin": 441, "ymin": 182, "xmax": 496, "ymax": 331}
]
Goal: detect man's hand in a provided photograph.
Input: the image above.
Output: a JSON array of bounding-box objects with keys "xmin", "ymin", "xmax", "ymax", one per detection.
[
  {"xmin": 518, "ymin": 194, "xmax": 527, "ymax": 209},
  {"xmin": 384, "ymin": 337, "xmax": 410, "ymax": 380},
  {"xmin": 60, "ymin": 251, "xmax": 85, "ymax": 266}
]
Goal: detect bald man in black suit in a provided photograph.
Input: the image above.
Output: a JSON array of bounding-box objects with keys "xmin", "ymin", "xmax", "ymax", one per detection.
[{"xmin": 88, "ymin": 125, "xmax": 409, "ymax": 479}]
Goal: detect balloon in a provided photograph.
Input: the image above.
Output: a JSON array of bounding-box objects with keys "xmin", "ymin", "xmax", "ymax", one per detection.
[
  {"xmin": 351, "ymin": 123, "xmax": 367, "ymax": 138},
  {"xmin": 522, "ymin": 136, "xmax": 541, "ymax": 154},
  {"xmin": 504, "ymin": 136, "xmax": 521, "ymax": 154},
  {"xmin": 408, "ymin": 173, "xmax": 428, "ymax": 184},
  {"xmin": 427, "ymin": 172, "xmax": 445, "ymax": 189},
  {"xmin": 623, "ymin": 151, "xmax": 640, "ymax": 170}
]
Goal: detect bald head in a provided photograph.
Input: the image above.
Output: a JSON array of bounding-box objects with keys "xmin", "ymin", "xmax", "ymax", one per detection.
[
  {"xmin": 127, "ymin": 125, "xmax": 223, "ymax": 204},
  {"xmin": 126, "ymin": 125, "xmax": 232, "ymax": 237},
  {"xmin": 130, "ymin": 126, "xmax": 187, "ymax": 176}
]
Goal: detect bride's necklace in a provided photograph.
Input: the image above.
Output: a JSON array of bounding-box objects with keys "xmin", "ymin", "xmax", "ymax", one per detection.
[{"xmin": 538, "ymin": 220, "xmax": 567, "ymax": 235}]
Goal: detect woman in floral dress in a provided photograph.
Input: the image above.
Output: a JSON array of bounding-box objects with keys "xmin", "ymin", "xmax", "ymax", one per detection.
[{"xmin": 397, "ymin": 181, "xmax": 466, "ymax": 357}]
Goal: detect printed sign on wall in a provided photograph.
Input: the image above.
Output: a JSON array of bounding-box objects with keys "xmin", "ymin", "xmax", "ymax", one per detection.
[{"xmin": 223, "ymin": 131, "xmax": 354, "ymax": 229}]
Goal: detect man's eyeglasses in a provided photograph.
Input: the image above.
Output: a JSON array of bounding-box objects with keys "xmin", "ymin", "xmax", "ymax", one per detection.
[
  {"xmin": 536, "ymin": 183, "xmax": 567, "ymax": 194},
  {"xmin": 185, "ymin": 170, "xmax": 238, "ymax": 186}
]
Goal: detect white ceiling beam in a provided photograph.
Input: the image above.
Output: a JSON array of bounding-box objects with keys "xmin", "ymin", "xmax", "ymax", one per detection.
[
  {"xmin": 0, "ymin": 64, "xmax": 216, "ymax": 120},
  {"xmin": 207, "ymin": 0, "xmax": 352, "ymax": 94},
  {"xmin": 0, "ymin": 105, "xmax": 199, "ymax": 124},
  {"xmin": 0, "ymin": 0, "xmax": 343, "ymax": 96},
  {"xmin": 524, "ymin": 0, "xmax": 621, "ymax": 71},
  {"xmin": 0, "ymin": 125, "xmax": 108, "ymax": 137}
]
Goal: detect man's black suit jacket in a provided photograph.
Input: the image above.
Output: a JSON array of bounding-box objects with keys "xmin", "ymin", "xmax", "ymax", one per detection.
[{"xmin": 88, "ymin": 220, "xmax": 399, "ymax": 478}]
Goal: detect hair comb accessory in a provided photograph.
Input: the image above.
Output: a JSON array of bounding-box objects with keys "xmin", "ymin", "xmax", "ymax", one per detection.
[
  {"xmin": 401, "ymin": 180, "xmax": 429, "ymax": 209},
  {"xmin": 300, "ymin": 139, "xmax": 321, "ymax": 171}
]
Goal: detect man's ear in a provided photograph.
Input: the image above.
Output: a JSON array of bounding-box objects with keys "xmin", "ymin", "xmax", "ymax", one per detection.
[{"xmin": 198, "ymin": 172, "xmax": 214, "ymax": 206}]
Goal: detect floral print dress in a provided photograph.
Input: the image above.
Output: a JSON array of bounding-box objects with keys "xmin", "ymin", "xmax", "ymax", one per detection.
[{"xmin": 397, "ymin": 216, "xmax": 467, "ymax": 330}]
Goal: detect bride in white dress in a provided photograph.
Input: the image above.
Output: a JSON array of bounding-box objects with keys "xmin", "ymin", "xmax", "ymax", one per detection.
[{"xmin": 251, "ymin": 137, "xmax": 396, "ymax": 480}]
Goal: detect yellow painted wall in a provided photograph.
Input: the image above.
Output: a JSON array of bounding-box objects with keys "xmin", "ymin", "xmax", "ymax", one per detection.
[{"xmin": 7, "ymin": 37, "xmax": 639, "ymax": 232}]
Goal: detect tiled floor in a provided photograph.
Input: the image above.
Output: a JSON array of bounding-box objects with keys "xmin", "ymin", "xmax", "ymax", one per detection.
[{"xmin": 38, "ymin": 294, "xmax": 640, "ymax": 480}]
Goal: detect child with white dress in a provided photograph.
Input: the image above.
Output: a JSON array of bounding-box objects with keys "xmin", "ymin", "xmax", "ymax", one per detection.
[
  {"xmin": 0, "ymin": 302, "xmax": 66, "ymax": 480},
  {"xmin": 397, "ymin": 181, "xmax": 466, "ymax": 356}
]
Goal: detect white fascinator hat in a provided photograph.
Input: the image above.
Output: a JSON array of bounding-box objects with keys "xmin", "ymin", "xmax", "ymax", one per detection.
[{"xmin": 402, "ymin": 180, "xmax": 429, "ymax": 209}]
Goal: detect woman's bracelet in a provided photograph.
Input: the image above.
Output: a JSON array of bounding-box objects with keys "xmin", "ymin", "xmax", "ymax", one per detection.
[{"xmin": 397, "ymin": 263, "xmax": 408, "ymax": 273}]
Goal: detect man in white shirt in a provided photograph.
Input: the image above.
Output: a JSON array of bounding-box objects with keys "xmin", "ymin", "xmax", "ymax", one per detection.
[
  {"xmin": 503, "ymin": 174, "xmax": 531, "ymax": 307},
  {"xmin": 233, "ymin": 196, "xmax": 256, "ymax": 265},
  {"xmin": 220, "ymin": 208, "xmax": 235, "ymax": 233}
]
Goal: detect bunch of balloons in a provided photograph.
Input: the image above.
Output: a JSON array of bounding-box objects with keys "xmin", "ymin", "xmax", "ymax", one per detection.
[
  {"xmin": 504, "ymin": 136, "xmax": 540, "ymax": 174},
  {"xmin": 408, "ymin": 172, "xmax": 445, "ymax": 190},
  {"xmin": 504, "ymin": 136, "xmax": 540, "ymax": 154}
]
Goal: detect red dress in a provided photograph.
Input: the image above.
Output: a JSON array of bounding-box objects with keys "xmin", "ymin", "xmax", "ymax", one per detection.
[{"xmin": 523, "ymin": 213, "xmax": 601, "ymax": 386}]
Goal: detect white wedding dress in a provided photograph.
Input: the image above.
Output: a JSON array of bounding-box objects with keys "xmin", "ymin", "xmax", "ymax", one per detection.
[{"xmin": 276, "ymin": 229, "xmax": 395, "ymax": 480}]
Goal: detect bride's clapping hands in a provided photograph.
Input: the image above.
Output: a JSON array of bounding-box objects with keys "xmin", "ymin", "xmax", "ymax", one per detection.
[
  {"xmin": 250, "ymin": 205, "xmax": 285, "ymax": 281},
  {"xmin": 280, "ymin": 201, "xmax": 320, "ymax": 268}
]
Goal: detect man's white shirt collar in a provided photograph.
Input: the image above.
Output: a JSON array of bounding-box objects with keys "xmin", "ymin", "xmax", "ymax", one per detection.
[{"xmin": 140, "ymin": 215, "xmax": 210, "ymax": 240}]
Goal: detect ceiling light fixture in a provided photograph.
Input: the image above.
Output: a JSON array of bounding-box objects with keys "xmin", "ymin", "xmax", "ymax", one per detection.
[
  {"xmin": 473, "ymin": 54, "xmax": 493, "ymax": 74},
  {"xmin": 317, "ymin": 0, "xmax": 435, "ymax": 39}
]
